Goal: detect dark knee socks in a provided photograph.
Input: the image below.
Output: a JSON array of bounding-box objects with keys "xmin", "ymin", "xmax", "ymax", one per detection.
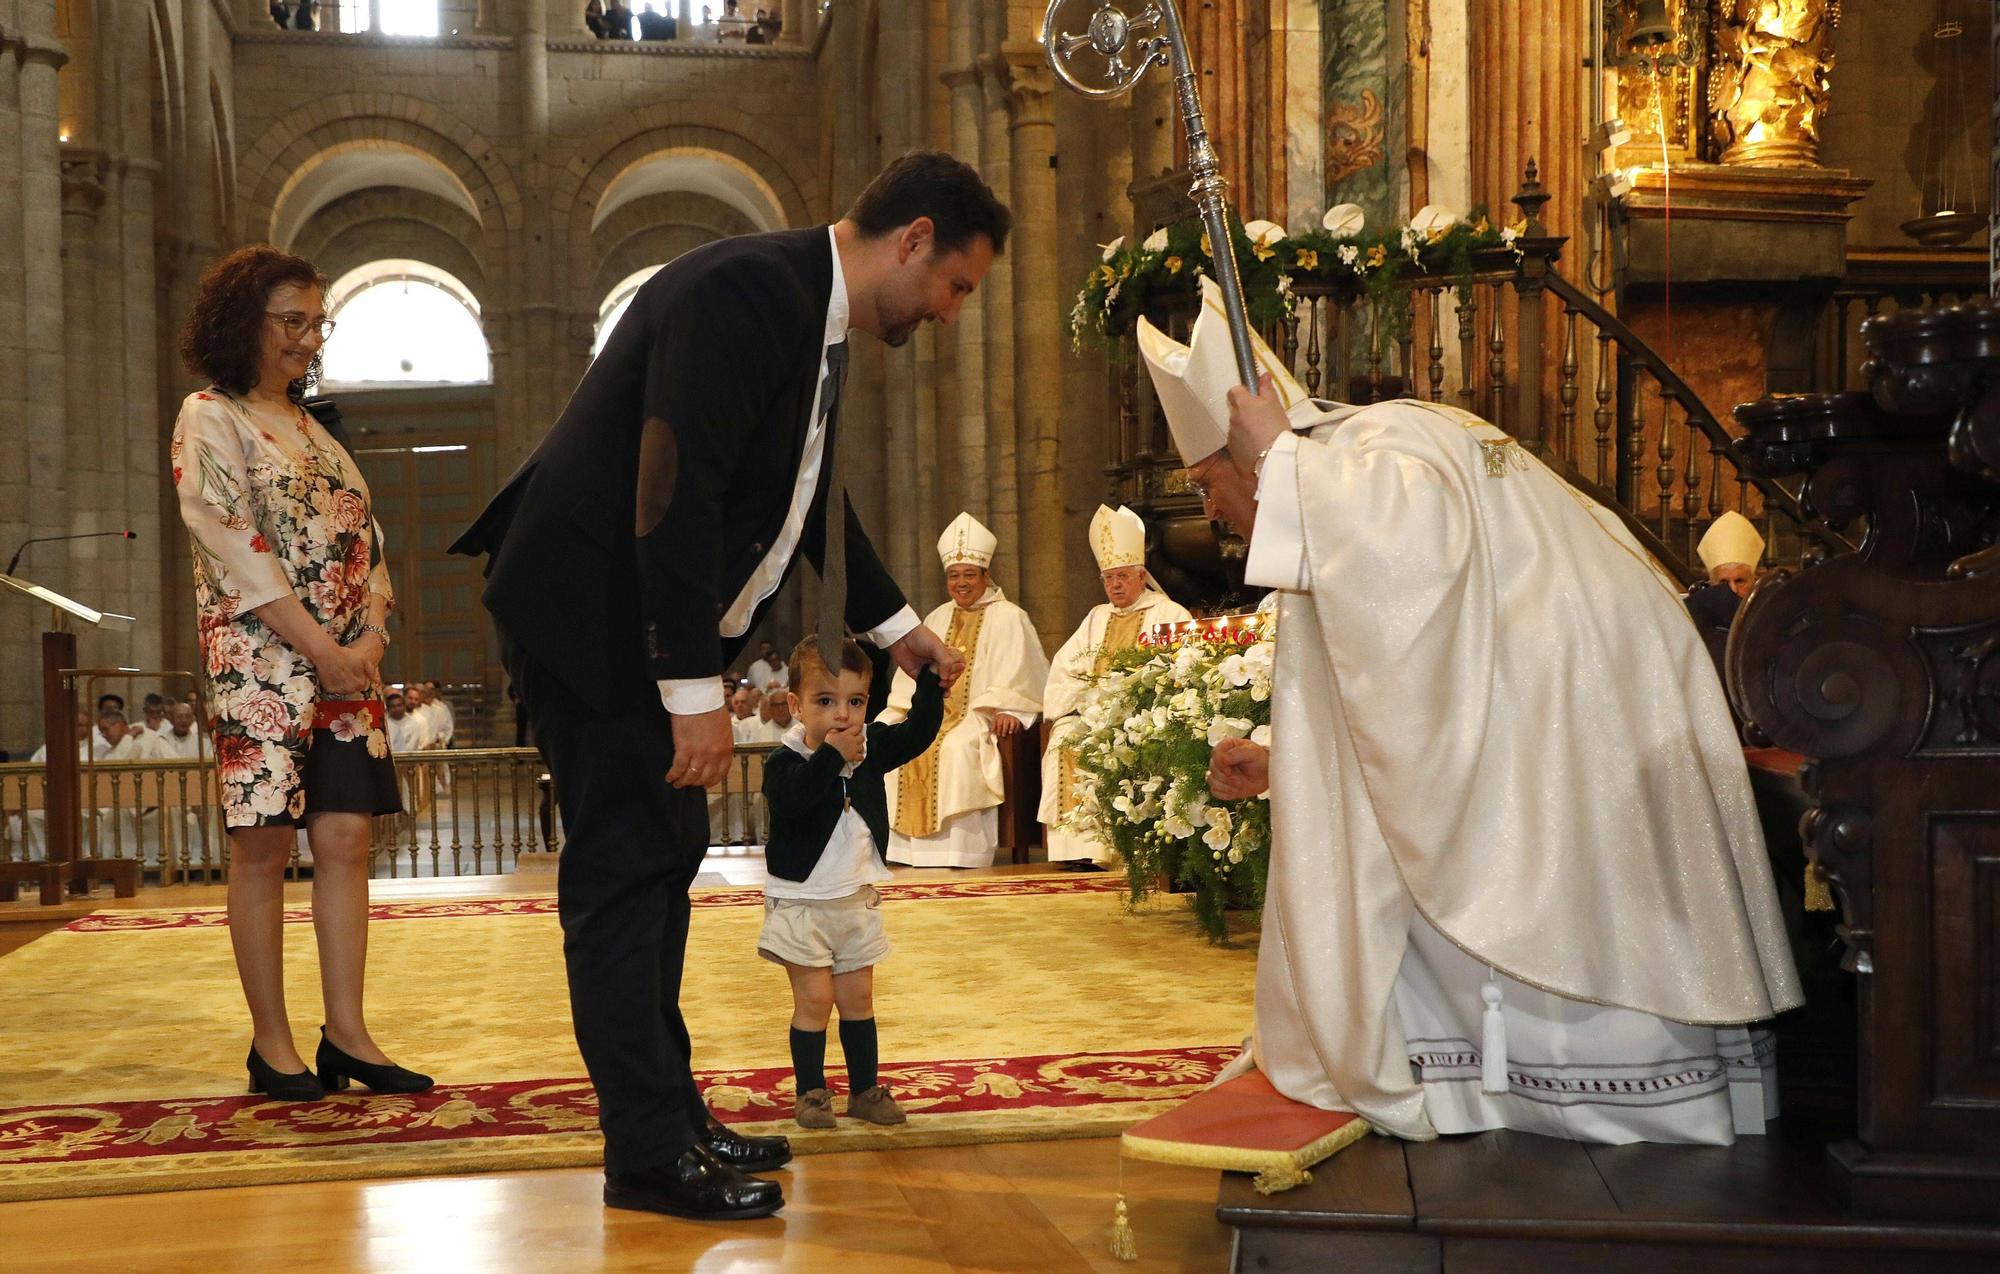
[
  {"xmin": 838, "ymin": 1017, "xmax": 878, "ymax": 1092},
  {"xmin": 789, "ymin": 1026, "xmax": 826, "ymax": 1094}
]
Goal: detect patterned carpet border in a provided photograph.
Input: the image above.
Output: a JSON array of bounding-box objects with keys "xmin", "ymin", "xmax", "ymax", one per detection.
[
  {"xmin": 0, "ymin": 1045, "xmax": 1235, "ymax": 1203},
  {"xmin": 61, "ymin": 873, "xmax": 1132, "ymax": 933}
]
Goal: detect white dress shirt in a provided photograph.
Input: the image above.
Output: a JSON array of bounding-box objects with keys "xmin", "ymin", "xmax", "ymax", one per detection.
[{"xmin": 660, "ymin": 226, "xmax": 919, "ymax": 716}]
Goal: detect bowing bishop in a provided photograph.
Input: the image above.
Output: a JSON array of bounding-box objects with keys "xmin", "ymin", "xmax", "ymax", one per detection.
[
  {"xmin": 881, "ymin": 513, "xmax": 1048, "ymax": 869},
  {"xmin": 1139, "ymin": 278, "xmax": 1801, "ymax": 1146},
  {"xmin": 1038, "ymin": 505, "xmax": 1192, "ymax": 867}
]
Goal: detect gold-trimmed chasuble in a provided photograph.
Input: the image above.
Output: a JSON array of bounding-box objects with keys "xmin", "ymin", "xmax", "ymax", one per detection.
[{"xmin": 891, "ymin": 604, "xmax": 986, "ymax": 838}]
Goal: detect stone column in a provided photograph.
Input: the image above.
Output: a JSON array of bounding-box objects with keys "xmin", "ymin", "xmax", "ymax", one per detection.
[
  {"xmin": 0, "ymin": 19, "xmax": 32, "ymax": 740},
  {"xmin": 780, "ymin": 0, "xmax": 805, "ymax": 44},
  {"xmin": 1000, "ymin": 43, "xmax": 1063, "ymax": 642},
  {"xmin": 1471, "ymin": 0, "xmax": 1585, "ymax": 244},
  {"xmin": 974, "ymin": 52, "xmax": 1017, "ymax": 594},
  {"xmin": 20, "ymin": 23, "xmax": 71, "ymax": 587},
  {"xmin": 60, "ymin": 150, "xmax": 107, "ymax": 612},
  {"xmin": 875, "ymin": 0, "xmax": 920, "ymax": 587},
  {"xmin": 941, "ymin": 17, "xmax": 988, "ymax": 527}
]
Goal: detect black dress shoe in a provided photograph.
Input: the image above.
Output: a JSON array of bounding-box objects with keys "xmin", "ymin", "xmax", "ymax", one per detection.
[
  {"xmin": 702, "ymin": 1111, "xmax": 792, "ymax": 1172},
  {"xmin": 247, "ymin": 1045, "xmax": 325, "ymax": 1101},
  {"xmin": 315, "ymin": 1027, "xmax": 434, "ymax": 1094},
  {"xmin": 603, "ymin": 1143, "xmax": 785, "ymax": 1220}
]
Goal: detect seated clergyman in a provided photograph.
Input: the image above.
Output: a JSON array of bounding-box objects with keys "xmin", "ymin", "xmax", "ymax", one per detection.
[
  {"xmin": 1037, "ymin": 504, "xmax": 1192, "ymax": 868},
  {"xmin": 880, "ymin": 513, "xmax": 1047, "ymax": 870},
  {"xmin": 1143, "ymin": 277, "xmax": 1800, "ymax": 1146}
]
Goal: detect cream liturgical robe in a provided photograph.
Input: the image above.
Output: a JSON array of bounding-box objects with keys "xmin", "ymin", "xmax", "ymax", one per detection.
[
  {"xmin": 881, "ymin": 586, "xmax": 1048, "ymax": 869},
  {"xmin": 1242, "ymin": 397, "xmax": 1803, "ymax": 1145},
  {"xmin": 1037, "ymin": 590, "xmax": 1191, "ymax": 862}
]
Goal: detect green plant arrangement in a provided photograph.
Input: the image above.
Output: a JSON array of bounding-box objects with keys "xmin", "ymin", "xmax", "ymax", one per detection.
[
  {"xmin": 1064, "ymin": 615, "xmax": 1277, "ymax": 943},
  {"xmin": 1070, "ymin": 203, "xmax": 1521, "ymax": 354}
]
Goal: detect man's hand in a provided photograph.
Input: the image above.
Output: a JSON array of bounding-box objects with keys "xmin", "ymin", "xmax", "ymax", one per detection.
[
  {"xmin": 667, "ymin": 707, "xmax": 734, "ymax": 789},
  {"xmin": 887, "ymin": 624, "xmax": 966, "ymax": 690},
  {"xmin": 1207, "ymin": 737, "xmax": 1270, "ymax": 800},
  {"xmin": 987, "ymin": 711, "xmax": 1023, "ymax": 739},
  {"xmin": 1226, "ymin": 372, "xmax": 1290, "ymax": 479},
  {"xmin": 825, "ymin": 722, "xmax": 866, "ymax": 765}
]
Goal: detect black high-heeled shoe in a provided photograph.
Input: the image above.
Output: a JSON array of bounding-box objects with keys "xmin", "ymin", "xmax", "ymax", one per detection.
[
  {"xmin": 315, "ymin": 1027, "xmax": 434, "ymax": 1094},
  {"xmin": 247, "ymin": 1045, "xmax": 326, "ymax": 1101}
]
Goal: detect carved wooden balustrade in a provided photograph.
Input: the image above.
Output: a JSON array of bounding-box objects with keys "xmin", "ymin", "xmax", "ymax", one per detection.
[
  {"xmin": 1105, "ymin": 166, "xmax": 1852, "ymax": 605},
  {"xmin": 1727, "ymin": 299, "xmax": 2000, "ymax": 1222}
]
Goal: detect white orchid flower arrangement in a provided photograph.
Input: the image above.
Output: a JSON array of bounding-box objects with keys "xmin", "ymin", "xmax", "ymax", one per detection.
[{"xmin": 1066, "ymin": 614, "xmax": 1279, "ymax": 942}]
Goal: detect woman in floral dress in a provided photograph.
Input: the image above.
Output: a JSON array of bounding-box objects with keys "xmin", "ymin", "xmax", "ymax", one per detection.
[{"xmin": 173, "ymin": 246, "xmax": 430, "ymax": 1101}]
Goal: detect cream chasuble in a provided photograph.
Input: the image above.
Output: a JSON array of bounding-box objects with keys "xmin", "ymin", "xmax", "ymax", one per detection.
[
  {"xmin": 1241, "ymin": 398, "xmax": 1802, "ymax": 1146},
  {"xmin": 882, "ymin": 586, "xmax": 1048, "ymax": 868},
  {"xmin": 1037, "ymin": 590, "xmax": 1193, "ymax": 862}
]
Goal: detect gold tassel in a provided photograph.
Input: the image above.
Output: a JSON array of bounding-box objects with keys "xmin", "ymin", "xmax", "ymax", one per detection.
[
  {"xmin": 1804, "ymin": 861, "xmax": 1834, "ymax": 913},
  {"xmin": 1253, "ymin": 1163, "xmax": 1314, "ymax": 1195},
  {"xmin": 1110, "ymin": 1194, "xmax": 1139, "ymax": 1262}
]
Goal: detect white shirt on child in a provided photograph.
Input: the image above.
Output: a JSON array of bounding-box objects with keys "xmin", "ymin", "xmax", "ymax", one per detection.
[{"xmin": 761, "ymin": 721, "xmax": 894, "ymax": 902}]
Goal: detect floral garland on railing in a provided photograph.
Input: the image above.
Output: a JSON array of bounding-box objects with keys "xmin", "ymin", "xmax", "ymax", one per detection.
[
  {"xmin": 1069, "ymin": 203, "xmax": 1522, "ymax": 353},
  {"xmin": 1064, "ymin": 612, "xmax": 1276, "ymax": 943}
]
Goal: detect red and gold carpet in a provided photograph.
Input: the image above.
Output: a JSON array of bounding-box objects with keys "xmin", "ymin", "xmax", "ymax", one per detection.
[{"xmin": 0, "ymin": 875, "xmax": 1256, "ymax": 1201}]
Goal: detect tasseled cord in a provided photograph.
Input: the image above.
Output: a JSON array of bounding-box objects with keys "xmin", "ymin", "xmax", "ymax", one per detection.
[
  {"xmin": 1481, "ymin": 968, "xmax": 1508, "ymax": 1095},
  {"xmin": 1804, "ymin": 860, "xmax": 1835, "ymax": 913},
  {"xmin": 1110, "ymin": 1154, "xmax": 1139, "ymax": 1261}
]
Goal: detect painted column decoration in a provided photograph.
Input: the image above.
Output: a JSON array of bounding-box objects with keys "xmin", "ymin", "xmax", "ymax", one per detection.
[{"xmin": 1318, "ymin": 0, "xmax": 1393, "ymax": 225}]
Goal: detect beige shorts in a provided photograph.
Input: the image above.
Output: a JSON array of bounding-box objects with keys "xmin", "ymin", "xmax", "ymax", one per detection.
[{"xmin": 757, "ymin": 885, "xmax": 891, "ymax": 975}]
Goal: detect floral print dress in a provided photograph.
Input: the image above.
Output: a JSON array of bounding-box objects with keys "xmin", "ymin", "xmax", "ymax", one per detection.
[{"xmin": 171, "ymin": 390, "xmax": 402, "ymax": 827}]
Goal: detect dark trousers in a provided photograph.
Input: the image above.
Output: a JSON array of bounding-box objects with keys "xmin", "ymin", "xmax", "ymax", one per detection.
[{"xmin": 503, "ymin": 635, "xmax": 709, "ymax": 1174}]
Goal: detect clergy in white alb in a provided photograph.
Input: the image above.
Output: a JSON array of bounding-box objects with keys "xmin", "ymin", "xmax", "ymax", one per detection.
[
  {"xmin": 1038, "ymin": 505, "xmax": 1192, "ymax": 865},
  {"xmin": 880, "ymin": 513, "xmax": 1049, "ymax": 869},
  {"xmin": 1139, "ymin": 278, "xmax": 1802, "ymax": 1146}
]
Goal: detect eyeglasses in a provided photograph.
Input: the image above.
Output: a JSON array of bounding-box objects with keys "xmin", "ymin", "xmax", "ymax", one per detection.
[{"xmin": 266, "ymin": 312, "xmax": 337, "ymax": 341}]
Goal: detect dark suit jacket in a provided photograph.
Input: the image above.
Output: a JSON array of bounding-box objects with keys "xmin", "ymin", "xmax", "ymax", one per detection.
[
  {"xmin": 450, "ymin": 227, "xmax": 906, "ymax": 715},
  {"xmin": 761, "ymin": 669, "xmax": 945, "ymax": 881}
]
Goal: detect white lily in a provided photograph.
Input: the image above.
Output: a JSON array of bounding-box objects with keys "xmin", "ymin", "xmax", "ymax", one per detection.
[
  {"xmin": 1100, "ymin": 235, "xmax": 1124, "ymax": 263},
  {"xmin": 1143, "ymin": 226, "xmax": 1170, "ymax": 253},
  {"xmin": 1242, "ymin": 219, "xmax": 1285, "ymax": 248},
  {"xmin": 1409, "ymin": 204, "xmax": 1458, "ymax": 236},
  {"xmin": 1322, "ymin": 203, "xmax": 1365, "ymax": 236}
]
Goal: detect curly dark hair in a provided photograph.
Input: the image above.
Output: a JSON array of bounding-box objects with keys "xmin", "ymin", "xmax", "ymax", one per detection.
[{"xmin": 179, "ymin": 245, "xmax": 329, "ymax": 399}]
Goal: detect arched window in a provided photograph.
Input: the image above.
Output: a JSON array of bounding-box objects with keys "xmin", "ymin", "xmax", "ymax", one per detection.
[
  {"xmin": 321, "ymin": 259, "xmax": 490, "ymax": 388},
  {"xmin": 335, "ymin": 1, "xmax": 439, "ymax": 37},
  {"xmin": 594, "ymin": 265, "xmax": 663, "ymax": 357}
]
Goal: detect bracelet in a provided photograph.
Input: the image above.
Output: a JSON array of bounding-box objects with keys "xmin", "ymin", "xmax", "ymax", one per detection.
[{"xmin": 358, "ymin": 622, "xmax": 391, "ymax": 648}]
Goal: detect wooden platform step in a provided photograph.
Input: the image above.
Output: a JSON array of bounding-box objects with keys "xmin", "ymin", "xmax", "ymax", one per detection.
[{"xmin": 1218, "ymin": 1126, "xmax": 2000, "ymax": 1272}]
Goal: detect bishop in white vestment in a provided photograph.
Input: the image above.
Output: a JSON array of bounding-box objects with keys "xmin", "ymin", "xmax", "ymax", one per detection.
[
  {"xmin": 881, "ymin": 513, "xmax": 1049, "ymax": 869},
  {"xmin": 1038, "ymin": 505, "xmax": 1192, "ymax": 865},
  {"xmin": 1139, "ymin": 279, "xmax": 1802, "ymax": 1146}
]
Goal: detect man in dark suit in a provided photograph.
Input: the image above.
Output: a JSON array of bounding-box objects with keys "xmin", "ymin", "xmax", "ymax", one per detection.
[
  {"xmin": 451, "ymin": 151, "xmax": 1007, "ymax": 1221},
  {"xmin": 636, "ymin": 2, "xmax": 677, "ymax": 39}
]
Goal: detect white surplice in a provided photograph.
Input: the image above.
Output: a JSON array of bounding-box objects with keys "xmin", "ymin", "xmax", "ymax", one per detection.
[
  {"xmin": 1037, "ymin": 589, "xmax": 1193, "ymax": 863},
  {"xmin": 881, "ymin": 586, "xmax": 1048, "ymax": 869},
  {"xmin": 1238, "ymin": 397, "xmax": 1802, "ymax": 1146}
]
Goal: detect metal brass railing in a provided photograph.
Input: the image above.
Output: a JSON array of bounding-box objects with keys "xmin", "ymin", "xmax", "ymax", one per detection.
[{"xmin": 0, "ymin": 742, "xmax": 781, "ymax": 883}]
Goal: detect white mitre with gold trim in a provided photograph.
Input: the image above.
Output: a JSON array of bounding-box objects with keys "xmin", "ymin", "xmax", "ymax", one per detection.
[
  {"xmin": 1136, "ymin": 276, "xmax": 1318, "ymax": 465},
  {"xmin": 938, "ymin": 511, "xmax": 998, "ymax": 570},
  {"xmin": 1696, "ymin": 510, "xmax": 1764, "ymax": 574},
  {"xmin": 1089, "ymin": 503, "xmax": 1166, "ymax": 595}
]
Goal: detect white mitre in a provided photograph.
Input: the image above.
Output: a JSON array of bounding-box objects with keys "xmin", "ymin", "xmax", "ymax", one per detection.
[
  {"xmin": 1088, "ymin": 504, "xmax": 1165, "ymax": 595},
  {"xmin": 1136, "ymin": 276, "xmax": 1317, "ymax": 464},
  {"xmin": 1696, "ymin": 510, "xmax": 1764, "ymax": 574},
  {"xmin": 938, "ymin": 511, "xmax": 998, "ymax": 570}
]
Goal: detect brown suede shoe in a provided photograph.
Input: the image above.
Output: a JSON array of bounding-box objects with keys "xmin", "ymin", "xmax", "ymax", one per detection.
[
  {"xmin": 794, "ymin": 1087, "xmax": 836, "ymax": 1130},
  {"xmin": 848, "ymin": 1085, "xmax": 906, "ymax": 1126}
]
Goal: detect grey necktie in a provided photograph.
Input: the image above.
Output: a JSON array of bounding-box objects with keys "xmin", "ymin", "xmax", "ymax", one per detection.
[{"xmin": 814, "ymin": 340, "xmax": 851, "ymax": 668}]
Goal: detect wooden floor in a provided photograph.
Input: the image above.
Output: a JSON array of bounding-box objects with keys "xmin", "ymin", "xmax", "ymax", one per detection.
[{"xmin": 0, "ymin": 857, "xmax": 1231, "ymax": 1272}]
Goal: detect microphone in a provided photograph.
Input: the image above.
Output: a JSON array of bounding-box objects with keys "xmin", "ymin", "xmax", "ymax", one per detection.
[{"xmin": 5, "ymin": 531, "xmax": 137, "ymax": 577}]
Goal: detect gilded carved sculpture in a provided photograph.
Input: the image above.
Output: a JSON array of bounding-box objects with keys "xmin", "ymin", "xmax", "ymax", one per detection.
[{"xmin": 1708, "ymin": 0, "xmax": 1840, "ymax": 166}]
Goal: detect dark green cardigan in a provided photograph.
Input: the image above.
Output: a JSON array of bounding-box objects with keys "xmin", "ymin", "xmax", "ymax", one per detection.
[{"xmin": 761, "ymin": 667, "xmax": 945, "ymax": 882}]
